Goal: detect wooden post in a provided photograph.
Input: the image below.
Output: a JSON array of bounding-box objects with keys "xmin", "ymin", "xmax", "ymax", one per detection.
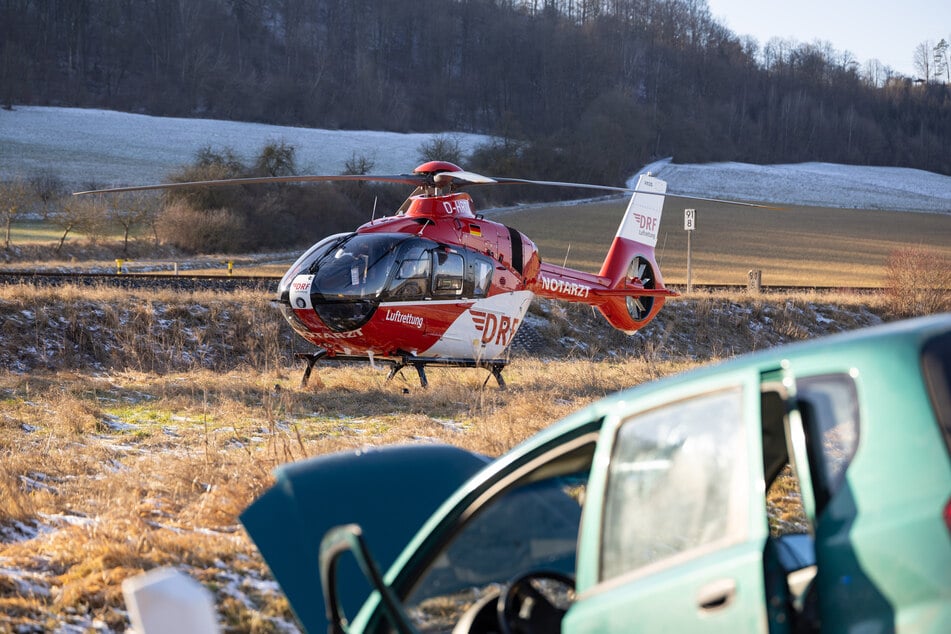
[{"xmin": 684, "ymin": 209, "xmax": 696, "ymax": 293}]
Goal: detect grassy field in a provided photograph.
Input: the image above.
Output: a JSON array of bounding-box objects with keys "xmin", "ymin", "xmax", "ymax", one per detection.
[
  {"xmin": 493, "ymin": 197, "xmax": 951, "ymax": 287},
  {"xmin": 0, "ymin": 279, "xmax": 906, "ymax": 631},
  {"xmin": 10, "ymin": 198, "xmax": 951, "ymax": 288},
  {"xmin": 0, "ymin": 355, "xmax": 691, "ymax": 631},
  {"xmin": 1, "ymin": 194, "xmax": 947, "ymax": 630}
]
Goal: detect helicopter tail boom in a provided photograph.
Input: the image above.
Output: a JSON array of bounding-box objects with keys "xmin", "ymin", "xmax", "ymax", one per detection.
[{"xmin": 530, "ymin": 175, "xmax": 673, "ymax": 334}]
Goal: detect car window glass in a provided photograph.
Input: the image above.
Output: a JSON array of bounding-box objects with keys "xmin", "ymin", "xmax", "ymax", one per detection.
[
  {"xmin": 921, "ymin": 332, "xmax": 951, "ymax": 456},
  {"xmin": 600, "ymin": 387, "xmax": 746, "ymax": 580},
  {"xmin": 796, "ymin": 374, "xmax": 860, "ymax": 513},
  {"xmin": 402, "ymin": 467, "xmax": 588, "ymax": 632}
]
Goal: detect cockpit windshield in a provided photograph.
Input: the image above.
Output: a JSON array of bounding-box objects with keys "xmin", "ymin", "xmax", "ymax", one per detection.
[
  {"xmin": 309, "ymin": 234, "xmax": 406, "ymax": 300},
  {"xmin": 278, "ymin": 233, "xmax": 498, "ymax": 332}
]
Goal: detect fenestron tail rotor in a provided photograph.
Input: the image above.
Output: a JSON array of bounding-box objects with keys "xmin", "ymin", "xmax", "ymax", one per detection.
[{"xmin": 625, "ymin": 256, "xmax": 656, "ymax": 322}]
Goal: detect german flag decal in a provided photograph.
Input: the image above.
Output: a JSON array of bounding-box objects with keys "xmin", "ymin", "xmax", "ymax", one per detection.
[{"xmin": 468, "ymin": 223, "xmax": 482, "ymax": 237}]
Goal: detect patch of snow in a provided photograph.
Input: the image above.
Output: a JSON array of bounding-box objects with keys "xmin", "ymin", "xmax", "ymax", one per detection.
[
  {"xmin": 630, "ymin": 157, "xmax": 951, "ymax": 213},
  {"xmin": 0, "ymin": 106, "xmax": 490, "ymax": 187},
  {"xmin": 430, "ymin": 418, "xmax": 464, "ymax": 432},
  {"xmin": 99, "ymin": 414, "xmax": 137, "ymax": 431},
  {"xmin": 0, "ymin": 566, "xmax": 51, "ymax": 598}
]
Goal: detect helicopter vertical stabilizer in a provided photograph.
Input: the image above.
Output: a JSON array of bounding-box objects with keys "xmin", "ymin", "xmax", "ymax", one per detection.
[
  {"xmin": 594, "ymin": 175, "xmax": 670, "ymax": 333},
  {"xmin": 613, "ymin": 174, "xmax": 666, "ymax": 248}
]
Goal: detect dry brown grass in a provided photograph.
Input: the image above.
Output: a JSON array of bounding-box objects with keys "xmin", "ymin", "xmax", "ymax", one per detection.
[{"xmin": 0, "ymin": 358, "xmax": 689, "ymax": 631}]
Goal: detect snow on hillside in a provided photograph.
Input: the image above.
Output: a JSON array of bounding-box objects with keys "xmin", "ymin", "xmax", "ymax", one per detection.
[
  {"xmin": 2, "ymin": 106, "xmax": 950, "ymax": 213},
  {"xmin": 632, "ymin": 158, "xmax": 951, "ymax": 213},
  {"xmin": 0, "ymin": 106, "xmax": 490, "ymax": 187}
]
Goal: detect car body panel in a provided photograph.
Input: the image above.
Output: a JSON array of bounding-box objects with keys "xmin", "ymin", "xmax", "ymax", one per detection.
[{"xmin": 239, "ymin": 444, "xmax": 487, "ymax": 632}]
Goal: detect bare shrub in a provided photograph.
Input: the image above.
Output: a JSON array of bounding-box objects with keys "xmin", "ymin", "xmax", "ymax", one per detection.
[
  {"xmin": 156, "ymin": 202, "xmax": 248, "ymax": 253},
  {"xmin": 417, "ymin": 134, "xmax": 466, "ymax": 165},
  {"xmin": 883, "ymin": 247, "xmax": 951, "ymax": 317}
]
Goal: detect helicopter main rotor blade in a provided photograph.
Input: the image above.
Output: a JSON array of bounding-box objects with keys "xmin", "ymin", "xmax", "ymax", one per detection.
[
  {"xmin": 491, "ymin": 177, "xmax": 636, "ymax": 193},
  {"xmin": 490, "ymin": 177, "xmax": 777, "ymax": 208},
  {"xmin": 433, "ymin": 170, "xmax": 497, "ymax": 185},
  {"xmin": 73, "ymin": 173, "xmax": 427, "ymax": 196},
  {"xmin": 74, "ymin": 167, "xmax": 778, "ymax": 209}
]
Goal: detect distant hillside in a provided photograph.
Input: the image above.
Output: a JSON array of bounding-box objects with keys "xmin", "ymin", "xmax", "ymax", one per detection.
[
  {"xmin": 3, "ymin": 0, "xmax": 950, "ymax": 182},
  {"xmin": 3, "ymin": 107, "xmax": 949, "ymax": 213}
]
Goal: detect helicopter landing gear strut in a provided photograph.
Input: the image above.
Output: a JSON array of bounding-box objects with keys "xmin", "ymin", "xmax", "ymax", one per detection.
[
  {"xmin": 296, "ymin": 351, "xmax": 328, "ymax": 388},
  {"xmin": 484, "ymin": 363, "xmax": 506, "ymax": 390},
  {"xmin": 295, "ymin": 352, "xmax": 507, "ymax": 389},
  {"xmin": 385, "ymin": 359, "xmax": 507, "ymax": 390},
  {"xmin": 385, "ymin": 361, "xmax": 429, "ymax": 388}
]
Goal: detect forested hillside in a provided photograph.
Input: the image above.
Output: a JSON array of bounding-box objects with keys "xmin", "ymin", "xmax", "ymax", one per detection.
[{"xmin": 3, "ymin": 0, "xmax": 950, "ymax": 182}]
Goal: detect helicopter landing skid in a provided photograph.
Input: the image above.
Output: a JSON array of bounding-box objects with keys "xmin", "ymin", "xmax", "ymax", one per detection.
[
  {"xmin": 295, "ymin": 352, "xmax": 507, "ymax": 389},
  {"xmin": 384, "ymin": 358, "xmax": 507, "ymax": 390}
]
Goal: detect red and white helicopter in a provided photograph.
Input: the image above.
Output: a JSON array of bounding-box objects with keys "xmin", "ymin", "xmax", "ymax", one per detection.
[
  {"xmin": 274, "ymin": 161, "xmax": 672, "ymax": 388},
  {"xmin": 81, "ymin": 161, "xmax": 675, "ymax": 388}
]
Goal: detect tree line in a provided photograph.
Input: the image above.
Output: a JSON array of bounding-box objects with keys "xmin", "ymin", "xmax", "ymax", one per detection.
[{"xmin": 2, "ymin": 0, "xmax": 950, "ymax": 182}]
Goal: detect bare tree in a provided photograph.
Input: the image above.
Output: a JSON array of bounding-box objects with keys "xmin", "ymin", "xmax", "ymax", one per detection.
[
  {"xmin": 0, "ymin": 178, "xmax": 31, "ymax": 250},
  {"xmin": 28, "ymin": 169, "xmax": 67, "ymax": 217},
  {"xmin": 913, "ymin": 40, "xmax": 933, "ymax": 81},
  {"xmin": 343, "ymin": 152, "xmax": 375, "ymax": 175},
  {"xmin": 417, "ymin": 134, "xmax": 466, "ymax": 165},
  {"xmin": 862, "ymin": 59, "xmax": 891, "ymax": 88},
  {"xmin": 52, "ymin": 195, "xmax": 107, "ymax": 253},
  {"xmin": 107, "ymin": 192, "xmax": 157, "ymax": 255},
  {"xmin": 253, "ymin": 140, "xmax": 297, "ymax": 177}
]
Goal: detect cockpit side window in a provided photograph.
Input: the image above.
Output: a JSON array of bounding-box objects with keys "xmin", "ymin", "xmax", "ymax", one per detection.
[
  {"xmin": 470, "ymin": 256, "xmax": 495, "ymax": 297},
  {"xmin": 433, "ymin": 251, "xmax": 465, "ymax": 297},
  {"xmin": 384, "ymin": 244, "xmax": 431, "ymax": 300}
]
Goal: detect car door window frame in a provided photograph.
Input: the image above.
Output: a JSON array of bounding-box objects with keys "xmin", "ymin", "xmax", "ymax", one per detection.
[{"xmin": 595, "ymin": 386, "xmax": 751, "ymax": 584}]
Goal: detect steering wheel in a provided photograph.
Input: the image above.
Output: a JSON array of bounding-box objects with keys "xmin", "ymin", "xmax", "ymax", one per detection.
[{"xmin": 497, "ymin": 570, "xmax": 575, "ymax": 634}]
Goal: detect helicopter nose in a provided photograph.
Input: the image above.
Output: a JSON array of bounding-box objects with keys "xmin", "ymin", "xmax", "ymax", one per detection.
[{"xmin": 288, "ymin": 274, "xmax": 316, "ymax": 310}]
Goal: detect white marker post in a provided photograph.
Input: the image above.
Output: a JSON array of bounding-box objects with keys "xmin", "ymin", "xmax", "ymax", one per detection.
[{"xmin": 684, "ymin": 208, "xmax": 696, "ymax": 293}]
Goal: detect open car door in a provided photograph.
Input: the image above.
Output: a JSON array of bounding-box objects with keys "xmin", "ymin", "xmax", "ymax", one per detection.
[{"xmin": 240, "ymin": 444, "xmax": 487, "ymax": 632}]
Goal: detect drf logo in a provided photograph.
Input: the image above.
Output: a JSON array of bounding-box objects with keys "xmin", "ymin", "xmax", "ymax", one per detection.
[
  {"xmin": 632, "ymin": 212, "xmax": 658, "ymax": 233},
  {"xmin": 471, "ymin": 309, "xmax": 519, "ymax": 346}
]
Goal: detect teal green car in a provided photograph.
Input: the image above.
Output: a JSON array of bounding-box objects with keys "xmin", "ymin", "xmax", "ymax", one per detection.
[{"xmin": 242, "ymin": 313, "xmax": 951, "ymax": 633}]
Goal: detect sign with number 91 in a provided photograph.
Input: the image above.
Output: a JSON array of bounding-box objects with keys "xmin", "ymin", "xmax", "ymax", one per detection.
[{"xmin": 684, "ymin": 208, "xmax": 696, "ymax": 231}]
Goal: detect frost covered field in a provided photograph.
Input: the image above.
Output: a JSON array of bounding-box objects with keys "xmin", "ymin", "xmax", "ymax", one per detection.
[
  {"xmin": 633, "ymin": 158, "xmax": 951, "ymax": 213},
  {"xmin": 0, "ymin": 106, "xmax": 490, "ymax": 187},
  {"xmin": 0, "ymin": 283, "xmax": 894, "ymax": 633},
  {"xmin": 2, "ymin": 106, "xmax": 950, "ymax": 212}
]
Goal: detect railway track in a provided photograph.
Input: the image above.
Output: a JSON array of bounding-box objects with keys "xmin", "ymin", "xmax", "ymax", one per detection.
[
  {"xmin": 0, "ymin": 270, "xmax": 279, "ymax": 292},
  {"xmin": 0, "ymin": 269, "xmax": 884, "ymax": 295}
]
